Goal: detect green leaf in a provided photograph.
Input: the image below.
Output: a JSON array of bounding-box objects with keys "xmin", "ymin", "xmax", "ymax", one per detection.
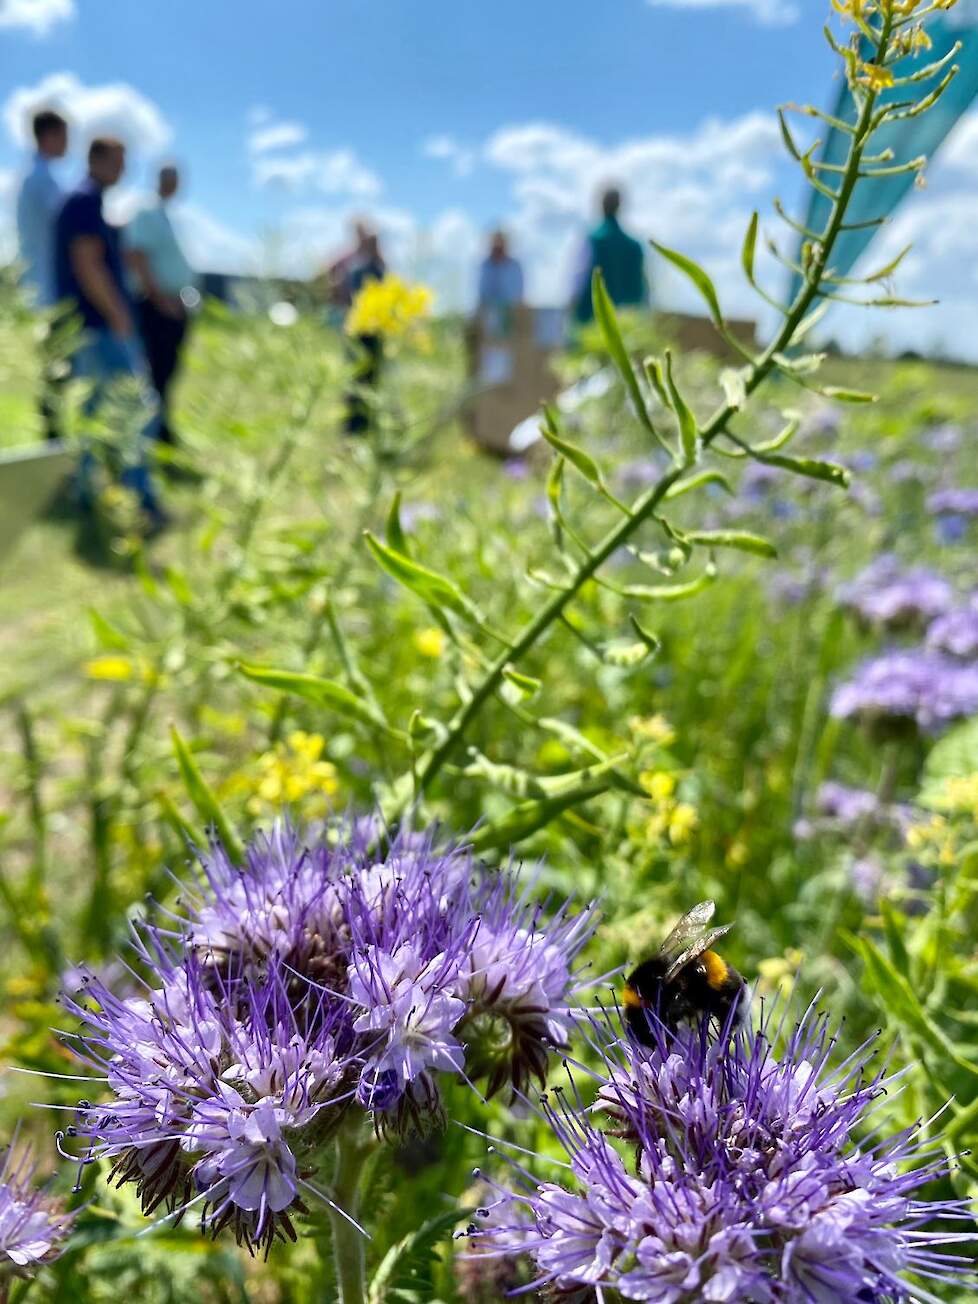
[
  {"xmin": 651, "ymin": 239, "xmax": 724, "ymax": 329},
  {"xmin": 367, "ymin": 1207, "xmax": 471, "ymax": 1304},
  {"xmin": 664, "ymin": 469, "xmax": 732, "ymax": 500},
  {"xmin": 753, "ymin": 416, "xmax": 800, "ymax": 454},
  {"xmin": 592, "ymin": 270, "xmax": 666, "ymax": 452},
  {"xmin": 469, "ymin": 780, "xmax": 611, "ymax": 852},
  {"xmin": 756, "ymin": 452, "xmax": 850, "ymax": 487},
  {"xmin": 818, "ymin": 385, "xmax": 877, "ymax": 404},
  {"xmin": 386, "ymin": 491, "xmax": 410, "ymax": 556},
  {"xmin": 684, "ymin": 529, "xmax": 777, "ymax": 559},
  {"xmin": 664, "ymin": 351, "xmax": 699, "ymax": 464},
  {"xmin": 237, "ymin": 664, "xmax": 393, "ymax": 734},
  {"xmin": 848, "ymin": 933, "xmax": 978, "ymax": 1079},
  {"xmin": 157, "ymin": 790, "xmax": 205, "ymax": 848},
  {"xmin": 741, "ymin": 211, "xmax": 759, "ymax": 282},
  {"xmin": 502, "ymin": 666, "xmax": 542, "ymax": 699},
  {"xmin": 87, "ymin": 609, "xmax": 130, "ymax": 651},
  {"xmin": 538, "ymin": 717, "xmax": 607, "ymax": 762},
  {"xmin": 364, "ymin": 532, "xmax": 482, "ymax": 625},
  {"xmin": 169, "ymin": 726, "xmax": 243, "ymax": 863},
  {"xmin": 622, "ymin": 565, "xmax": 717, "ymax": 602},
  {"xmin": 540, "ymin": 408, "xmax": 604, "ymax": 490}
]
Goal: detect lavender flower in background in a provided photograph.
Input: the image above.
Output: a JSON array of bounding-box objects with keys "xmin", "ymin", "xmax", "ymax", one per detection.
[
  {"xmin": 470, "ymin": 1006, "xmax": 976, "ymax": 1302},
  {"xmin": 831, "ymin": 648, "xmax": 978, "ymax": 733},
  {"xmin": 927, "ymin": 488, "xmax": 978, "ymax": 519},
  {"xmin": 0, "ymin": 1147, "xmax": 73, "ymax": 1280},
  {"xmin": 836, "ymin": 555, "xmax": 952, "ymax": 630},
  {"xmin": 927, "ymin": 595, "xmax": 978, "ymax": 659},
  {"xmin": 925, "ymin": 423, "xmax": 963, "ymax": 454},
  {"xmin": 60, "ymin": 819, "xmax": 598, "ymax": 1251}
]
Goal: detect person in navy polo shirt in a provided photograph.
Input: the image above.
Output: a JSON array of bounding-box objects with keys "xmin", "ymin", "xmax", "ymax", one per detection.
[{"xmin": 55, "ymin": 136, "xmax": 166, "ymax": 528}]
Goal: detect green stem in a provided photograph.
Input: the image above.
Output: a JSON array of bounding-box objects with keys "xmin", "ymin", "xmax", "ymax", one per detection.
[
  {"xmin": 327, "ymin": 1127, "xmax": 369, "ymax": 1304},
  {"xmin": 401, "ymin": 16, "xmax": 894, "ymax": 815}
]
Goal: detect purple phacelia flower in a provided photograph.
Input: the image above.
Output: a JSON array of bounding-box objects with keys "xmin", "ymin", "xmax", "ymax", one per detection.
[
  {"xmin": 831, "ymin": 649, "xmax": 978, "ymax": 733},
  {"xmin": 925, "ymin": 423, "xmax": 962, "ymax": 453},
  {"xmin": 60, "ymin": 819, "xmax": 598, "ymax": 1250},
  {"xmin": 927, "ymin": 596, "xmax": 978, "ymax": 659},
  {"xmin": 927, "ymin": 488, "xmax": 978, "ymax": 518},
  {"xmin": 0, "ymin": 1147, "xmax": 73, "ymax": 1280},
  {"xmin": 836, "ymin": 555, "xmax": 953, "ymax": 631},
  {"xmin": 470, "ymin": 1005, "xmax": 976, "ymax": 1302}
]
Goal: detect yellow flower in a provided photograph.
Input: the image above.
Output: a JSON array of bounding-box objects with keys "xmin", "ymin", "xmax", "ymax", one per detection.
[
  {"xmin": 726, "ymin": 839, "xmax": 750, "ymax": 869},
  {"xmin": 247, "ymin": 731, "xmax": 338, "ymax": 816},
  {"xmin": 346, "ymin": 275, "xmax": 433, "ymax": 339},
  {"xmin": 758, "ymin": 948, "xmax": 804, "ymax": 999},
  {"xmin": 858, "ymin": 61, "xmax": 895, "ymax": 92},
  {"xmin": 640, "ymin": 770, "xmax": 676, "ymax": 803},
  {"xmin": 414, "ymin": 627, "xmax": 447, "ymax": 659},
  {"xmin": 668, "ymin": 803, "xmax": 699, "ymax": 845},
  {"xmin": 934, "ymin": 773, "xmax": 978, "ymax": 821},
  {"xmin": 629, "ymin": 714, "xmax": 676, "ymax": 747},
  {"xmin": 84, "ymin": 655, "xmax": 134, "ymax": 681}
]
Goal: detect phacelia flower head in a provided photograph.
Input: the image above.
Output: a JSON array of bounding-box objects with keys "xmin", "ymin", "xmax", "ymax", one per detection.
[
  {"xmin": 836, "ymin": 555, "xmax": 952, "ymax": 631},
  {"xmin": 926, "ymin": 594, "xmax": 978, "ymax": 660},
  {"xmin": 831, "ymin": 648, "xmax": 978, "ymax": 734},
  {"xmin": 470, "ymin": 1005, "xmax": 976, "ymax": 1302},
  {"xmin": 0, "ymin": 1146, "xmax": 73, "ymax": 1280},
  {"xmin": 926, "ymin": 488, "xmax": 978, "ymax": 519},
  {"xmin": 61, "ymin": 818, "xmax": 598, "ymax": 1250}
]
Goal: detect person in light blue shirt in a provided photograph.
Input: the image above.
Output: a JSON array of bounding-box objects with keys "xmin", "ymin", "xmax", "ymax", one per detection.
[
  {"xmin": 16, "ymin": 110, "xmax": 68, "ymax": 308},
  {"xmin": 477, "ymin": 230, "xmax": 524, "ymax": 326},
  {"xmin": 125, "ymin": 165, "xmax": 197, "ymax": 446},
  {"xmin": 16, "ymin": 110, "xmax": 69, "ymax": 440}
]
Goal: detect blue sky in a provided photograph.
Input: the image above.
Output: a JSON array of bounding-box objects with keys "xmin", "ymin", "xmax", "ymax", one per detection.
[{"xmin": 2, "ymin": 0, "xmax": 978, "ymax": 354}]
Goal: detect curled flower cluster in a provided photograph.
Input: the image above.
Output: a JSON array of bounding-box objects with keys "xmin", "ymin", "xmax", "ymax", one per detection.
[
  {"xmin": 62, "ymin": 821, "xmax": 596, "ymax": 1252},
  {"xmin": 470, "ymin": 1007, "xmax": 976, "ymax": 1302},
  {"xmin": 836, "ymin": 555, "xmax": 952, "ymax": 631},
  {"xmin": 0, "ymin": 1147, "xmax": 73, "ymax": 1280},
  {"xmin": 830, "ymin": 648, "xmax": 978, "ymax": 733}
]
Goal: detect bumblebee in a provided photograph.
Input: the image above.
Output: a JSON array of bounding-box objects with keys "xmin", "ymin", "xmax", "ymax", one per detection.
[{"xmin": 623, "ymin": 900, "xmax": 745, "ymax": 1043}]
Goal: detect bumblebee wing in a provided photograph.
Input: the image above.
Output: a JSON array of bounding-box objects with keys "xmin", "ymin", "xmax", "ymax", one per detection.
[
  {"xmin": 663, "ymin": 923, "xmax": 734, "ymax": 983},
  {"xmin": 656, "ymin": 900, "xmax": 716, "ymax": 966}
]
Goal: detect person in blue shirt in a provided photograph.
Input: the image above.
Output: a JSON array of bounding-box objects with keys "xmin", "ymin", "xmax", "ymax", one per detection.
[
  {"xmin": 16, "ymin": 109, "xmax": 69, "ymax": 440},
  {"xmin": 16, "ymin": 110, "xmax": 68, "ymax": 307},
  {"xmin": 478, "ymin": 230, "xmax": 524, "ymax": 314},
  {"xmin": 571, "ymin": 187, "xmax": 648, "ymax": 326},
  {"xmin": 55, "ymin": 137, "xmax": 165, "ymax": 528}
]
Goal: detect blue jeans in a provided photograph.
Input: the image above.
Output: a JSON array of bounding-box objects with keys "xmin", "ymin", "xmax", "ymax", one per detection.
[{"xmin": 73, "ymin": 330, "xmax": 162, "ymax": 514}]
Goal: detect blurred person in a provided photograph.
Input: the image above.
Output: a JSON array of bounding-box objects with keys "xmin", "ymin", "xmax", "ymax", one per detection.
[
  {"xmin": 571, "ymin": 186, "xmax": 647, "ymax": 326},
  {"xmin": 55, "ymin": 137, "xmax": 165, "ymax": 527},
  {"xmin": 325, "ymin": 218, "xmax": 372, "ymax": 312},
  {"xmin": 345, "ymin": 231, "xmax": 386, "ymax": 435},
  {"xmin": 477, "ymin": 229, "xmax": 524, "ymax": 311},
  {"xmin": 16, "ymin": 109, "xmax": 69, "ymax": 440},
  {"xmin": 125, "ymin": 164, "xmax": 196, "ymax": 446}
]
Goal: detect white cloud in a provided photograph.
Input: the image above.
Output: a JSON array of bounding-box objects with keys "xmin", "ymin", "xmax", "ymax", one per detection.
[
  {"xmin": 645, "ymin": 0, "xmax": 799, "ymax": 26},
  {"xmin": 422, "ymin": 134, "xmax": 475, "ymax": 178},
  {"xmin": 3, "ymin": 71, "xmax": 171, "ymax": 155},
  {"xmin": 0, "ymin": 0, "xmax": 74, "ymax": 36},
  {"xmin": 248, "ymin": 120, "xmax": 308, "ymax": 155},
  {"xmin": 483, "ymin": 113, "xmax": 781, "ymax": 307},
  {"xmin": 253, "ymin": 147, "xmax": 382, "ymax": 198}
]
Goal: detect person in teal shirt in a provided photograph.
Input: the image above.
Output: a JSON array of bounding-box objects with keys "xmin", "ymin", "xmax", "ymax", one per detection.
[{"xmin": 571, "ymin": 187, "xmax": 648, "ymax": 325}]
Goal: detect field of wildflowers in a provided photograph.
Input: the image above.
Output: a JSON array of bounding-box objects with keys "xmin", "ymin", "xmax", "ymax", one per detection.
[{"xmin": 0, "ymin": 2, "xmax": 977, "ymax": 1301}]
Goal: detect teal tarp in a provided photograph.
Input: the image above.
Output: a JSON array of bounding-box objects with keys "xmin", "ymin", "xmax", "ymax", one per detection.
[{"xmin": 792, "ymin": 4, "xmax": 978, "ymax": 294}]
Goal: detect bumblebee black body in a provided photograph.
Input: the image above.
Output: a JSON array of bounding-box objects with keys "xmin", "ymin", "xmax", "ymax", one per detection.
[{"xmin": 623, "ymin": 901, "xmax": 745, "ymax": 1044}]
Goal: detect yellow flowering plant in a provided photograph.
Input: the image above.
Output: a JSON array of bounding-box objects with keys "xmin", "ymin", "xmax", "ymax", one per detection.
[{"xmin": 345, "ymin": 275, "xmax": 433, "ymax": 340}]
